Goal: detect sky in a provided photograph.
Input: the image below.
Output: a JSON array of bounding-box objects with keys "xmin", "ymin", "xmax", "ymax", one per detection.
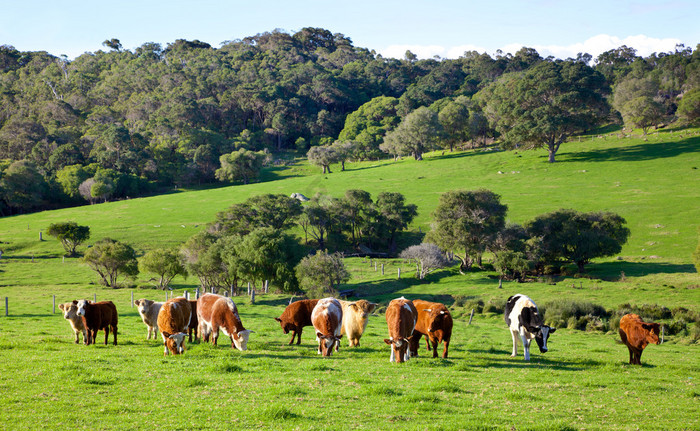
[{"xmin": 1, "ymin": 0, "xmax": 698, "ymax": 61}]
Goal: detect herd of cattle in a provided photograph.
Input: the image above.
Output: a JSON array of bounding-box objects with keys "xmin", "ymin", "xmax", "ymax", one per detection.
[{"xmin": 57, "ymin": 292, "xmax": 662, "ymax": 364}]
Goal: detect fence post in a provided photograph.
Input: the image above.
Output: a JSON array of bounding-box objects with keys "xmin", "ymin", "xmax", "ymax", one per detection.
[
  {"xmin": 94, "ymin": 293, "xmax": 97, "ymax": 302},
  {"xmin": 53, "ymin": 295, "xmax": 56, "ymax": 314},
  {"xmin": 264, "ymin": 280, "xmax": 269, "ymax": 294},
  {"xmin": 131, "ymin": 291, "xmax": 134, "ymax": 307},
  {"xmin": 397, "ymin": 268, "xmax": 401, "ymax": 279},
  {"xmin": 5, "ymin": 297, "xmax": 8, "ymax": 316},
  {"xmin": 374, "ymin": 262, "xmax": 377, "ymax": 271},
  {"xmin": 247, "ymin": 282, "xmax": 251, "ymax": 295},
  {"xmin": 195, "ymin": 287, "xmax": 200, "ymax": 299},
  {"xmin": 185, "ymin": 291, "xmax": 189, "ymax": 301},
  {"xmin": 381, "ymin": 263, "xmax": 384, "ymax": 275},
  {"xmin": 468, "ymin": 309, "xmax": 475, "ymax": 325},
  {"xmin": 250, "ymin": 289, "xmax": 255, "ymax": 304}
]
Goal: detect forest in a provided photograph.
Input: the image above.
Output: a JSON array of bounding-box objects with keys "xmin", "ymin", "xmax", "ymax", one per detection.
[{"xmin": 0, "ymin": 27, "xmax": 698, "ymax": 215}]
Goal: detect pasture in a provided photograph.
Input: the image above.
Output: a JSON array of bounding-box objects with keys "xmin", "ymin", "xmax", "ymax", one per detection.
[{"xmin": 0, "ymin": 127, "xmax": 699, "ymax": 429}]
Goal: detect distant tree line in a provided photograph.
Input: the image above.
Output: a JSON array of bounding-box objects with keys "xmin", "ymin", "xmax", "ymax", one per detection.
[{"xmin": 1, "ymin": 32, "xmax": 699, "ymax": 215}]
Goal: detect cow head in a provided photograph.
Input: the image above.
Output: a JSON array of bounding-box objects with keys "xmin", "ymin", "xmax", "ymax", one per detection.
[
  {"xmin": 232, "ymin": 329, "xmax": 253, "ymax": 351},
  {"xmin": 534, "ymin": 325, "xmax": 556, "ymax": 353},
  {"xmin": 317, "ymin": 333, "xmax": 342, "ymax": 356},
  {"xmin": 134, "ymin": 299, "xmax": 153, "ymax": 315},
  {"xmin": 74, "ymin": 299, "xmax": 90, "ymax": 317},
  {"xmin": 275, "ymin": 317, "xmax": 294, "ymax": 334},
  {"xmin": 422, "ymin": 308, "xmax": 451, "ymax": 333},
  {"xmin": 642, "ymin": 322, "xmax": 661, "ymax": 345},
  {"xmin": 59, "ymin": 302, "xmax": 79, "ymax": 321},
  {"xmin": 384, "ymin": 337, "xmax": 411, "ymax": 363},
  {"xmin": 353, "ymin": 300, "xmax": 378, "ymax": 319},
  {"xmin": 164, "ymin": 332, "xmax": 187, "ymax": 355}
]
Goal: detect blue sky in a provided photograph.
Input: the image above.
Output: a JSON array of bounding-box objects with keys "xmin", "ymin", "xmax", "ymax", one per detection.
[{"xmin": 1, "ymin": 0, "xmax": 698, "ymax": 60}]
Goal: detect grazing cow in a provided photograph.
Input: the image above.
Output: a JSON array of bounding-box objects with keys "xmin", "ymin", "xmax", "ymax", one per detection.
[
  {"xmin": 197, "ymin": 293, "xmax": 252, "ymax": 351},
  {"xmin": 74, "ymin": 300, "xmax": 118, "ymax": 346},
  {"xmin": 619, "ymin": 313, "xmax": 661, "ymax": 365},
  {"xmin": 187, "ymin": 300, "xmax": 198, "ymax": 343},
  {"xmin": 157, "ymin": 297, "xmax": 191, "ymax": 356},
  {"xmin": 410, "ymin": 299, "xmax": 453, "ymax": 358},
  {"xmin": 275, "ymin": 299, "xmax": 319, "ymax": 345},
  {"xmin": 133, "ymin": 299, "xmax": 164, "ymax": 340},
  {"xmin": 383, "ymin": 297, "xmax": 418, "ymax": 363},
  {"xmin": 339, "ymin": 299, "xmax": 378, "ymax": 347},
  {"xmin": 311, "ymin": 298, "xmax": 343, "ymax": 356},
  {"xmin": 504, "ymin": 294, "xmax": 555, "ymax": 361},
  {"xmin": 58, "ymin": 302, "xmax": 87, "ymax": 344}
]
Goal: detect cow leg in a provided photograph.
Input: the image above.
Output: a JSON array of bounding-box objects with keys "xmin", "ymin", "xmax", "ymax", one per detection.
[
  {"xmin": 627, "ymin": 345, "xmax": 634, "ymax": 364},
  {"xmin": 410, "ymin": 333, "xmax": 421, "ymax": 357},
  {"xmin": 289, "ymin": 329, "xmax": 298, "ymax": 345},
  {"xmin": 73, "ymin": 330, "xmax": 80, "ymax": 344},
  {"xmin": 635, "ymin": 348, "xmax": 643, "ymax": 365},
  {"xmin": 521, "ymin": 335, "xmax": 531, "ymax": 361},
  {"xmin": 510, "ymin": 330, "xmax": 519, "ymax": 357},
  {"xmin": 112, "ymin": 325, "xmax": 118, "ymax": 345},
  {"xmin": 431, "ymin": 338, "xmax": 438, "ymax": 358},
  {"xmin": 104, "ymin": 326, "xmax": 110, "ymax": 345},
  {"xmin": 442, "ymin": 339, "xmax": 449, "ymax": 359}
]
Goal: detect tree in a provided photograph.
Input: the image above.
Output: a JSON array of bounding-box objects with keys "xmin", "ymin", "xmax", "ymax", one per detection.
[
  {"xmin": 677, "ymin": 88, "xmax": 700, "ymax": 125},
  {"xmin": 493, "ymin": 250, "xmax": 530, "ymax": 281},
  {"xmin": 619, "ymin": 96, "xmax": 664, "ymax": 135},
  {"xmin": 215, "ymin": 148, "xmax": 266, "ymax": 184},
  {"xmin": 102, "ymin": 38, "xmax": 122, "ymax": 51},
  {"xmin": 482, "ymin": 60, "xmax": 609, "ymax": 162},
  {"xmin": 180, "ymin": 231, "xmax": 227, "ymax": 292},
  {"xmin": 399, "ymin": 243, "xmax": 450, "ymax": 280},
  {"xmin": 380, "ymin": 107, "xmax": 443, "ymax": 160},
  {"xmin": 46, "ymin": 222, "xmax": 90, "ymax": 257},
  {"xmin": 525, "ymin": 209, "xmax": 630, "ymax": 272},
  {"xmin": 299, "ymin": 194, "xmax": 336, "ymax": 249},
  {"xmin": 437, "ymin": 96, "xmax": 472, "ymax": 151},
  {"xmin": 212, "ymin": 194, "xmax": 302, "ymax": 236},
  {"xmin": 55, "ymin": 164, "xmax": 90, "ymax": 199},
  {"xmin": 428, "ymin": 189, "xmax": 507, "ymax": 271},
  {"xmin": 295, "ymin": 250, "xmax": 350, "ymax": 297},
  {"xmin": 234, "ymin": 227, "xmax": 301, "ymax": 293},
  {"xmin": 138, "ymin": 248, "xmax": 187, "ymax": 290},
  {"xmin": 375, "ymin": 192, "xmax": 418, "ymax": 254},
  {"xmin": 331, "ymin": 140, "xmax": 356, "ymax": 171},
  {"xmin": 338, "ymin": 96, "xmax": 401, "ymax": 160},
  {"xmin": 0, "ymin": 160, "xmax": 48, "ymax": 214},
  {"xmin": 83, "ymin": 238, "xmax": 139, "ymax": 287},
  {"xmin": 307, "ymin": 145, "xmax": 338, "ymax": 174}
]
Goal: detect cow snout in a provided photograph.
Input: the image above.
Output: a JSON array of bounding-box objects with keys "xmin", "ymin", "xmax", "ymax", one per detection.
[{"xmin": 539, "ymin": 347, "xmax": 548, "ymax": 353}]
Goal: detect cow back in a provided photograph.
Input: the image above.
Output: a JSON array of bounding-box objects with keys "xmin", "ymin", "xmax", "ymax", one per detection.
[
  {"xmin": 311, "ymin": 298, "xmax": 342, "ymax": 337},
  {"xmin": 158, "ymin": 297, "xmax": 192, "ymax": 336},
  {"xmin": 278, "ymin": 299, "xmax": 319, "ymax": 328},
  {"xmin": 619, "ymin": 313, "xmax": 660, "ymax": 348},
  {"xmin": 385, "ymin": 297, "xmax": 417, "ymax": 340},
  {"xmin": 413, "ymin": 299, "xmax": 453, "ymax": 338},
  {"xmin": 80, "ymin": 300, "xmax": 118, "ymax": 330}
]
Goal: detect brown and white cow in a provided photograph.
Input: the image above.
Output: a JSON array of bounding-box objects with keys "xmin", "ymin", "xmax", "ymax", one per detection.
[
  {"xmin": 157, "ymin": 297, "xmax": 191, "ymax": 356},
  {"xmin": 187, "ymin": 300, "xmax": 198, "ymax": 343},
  {"xmin": 339, "ymin": 299, "xmax": 378, "ymax": 347},
  {"xmin": 410, "ymin": 299, "xmax": 453, "ymax": 358},
  {"xmin": 197, "ymin": 293, "xmax": 252, "ymax": 351},
  {"xmin": 311, "ymin": 298, "xmax": 343, "ymax": 357},
  {"xmin": 74, "ymin": 300, "xmax": 118, "ymax": 346},
  {"xmin": 133, "ymin": 299, "xmax": 164, "ymax": 340},
  {"xmin": 619, "ymin": 313, "xmax": 661, "ymax": 365},
  {"xmin": 58, "ymin": 302, "xmax": 87, "ymax": 344},
  {"xmin": 383, "ymin": 297, "xmax": 417, "ymax": 363},
  {"xmin": 275, "ymin": 299, "xmax": 319, "ymax": 345}
]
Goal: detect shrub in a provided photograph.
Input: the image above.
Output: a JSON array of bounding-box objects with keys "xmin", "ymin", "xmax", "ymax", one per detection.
[
  {"xmin": 483, "ymin": 298, "xmax": 504, "ymax": 314},
  {"xmin": 543, "ymin": 299, "xmax": 609, "ymax": 329},
  {"xmin": 615, "ymin": 303, "xmax": 672, "ymax": 320}
]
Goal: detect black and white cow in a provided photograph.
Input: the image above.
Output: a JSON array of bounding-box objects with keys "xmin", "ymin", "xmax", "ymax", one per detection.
[{"xmin": 504, "ymin": 294, "xmax": 556, "ymax": 361}]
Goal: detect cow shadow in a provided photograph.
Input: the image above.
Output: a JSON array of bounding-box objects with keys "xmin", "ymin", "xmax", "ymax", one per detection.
[{"xmin": 465, "ymin": 348, "xmax": 606, "ymax": 371}]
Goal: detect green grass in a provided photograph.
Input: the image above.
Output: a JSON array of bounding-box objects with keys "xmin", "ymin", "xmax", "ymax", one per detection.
[{"xmin": 0, "ymin": 127, "xmax": 699, "ymax": 429}]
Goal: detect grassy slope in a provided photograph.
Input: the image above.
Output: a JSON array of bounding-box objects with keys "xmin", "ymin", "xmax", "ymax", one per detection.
[{"xmin": 0, "ymin": 128, "xmax": 699, "ymax": 430}]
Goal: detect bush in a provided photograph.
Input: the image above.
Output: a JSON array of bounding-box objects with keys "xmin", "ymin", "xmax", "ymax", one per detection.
[
  {"xmin": 615, "ymin": 303, "xmax": 672, "ymax": 320},
  {"xmin": 483, "ymin": 298, "xmax": 504, "ymax": 314},
  {"xmin": 543, "ymin": 299, "xmax": 609, "ymax": 329}
]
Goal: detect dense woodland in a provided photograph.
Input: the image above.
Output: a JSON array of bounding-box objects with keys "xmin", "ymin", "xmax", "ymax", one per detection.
[{"xmin": 1, "ymin": 28, "xmax": 699, "ymax": 215}]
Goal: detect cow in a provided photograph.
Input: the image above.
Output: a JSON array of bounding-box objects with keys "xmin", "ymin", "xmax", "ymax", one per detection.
[
  {"xmin": 133, "ymin": 299, "xmax": 164, "ymax": 340},
  {"xmin": 339, "ymin": 299, "xmax": 378, "ymax": 347},
  {"xmin": 311, "ymin": 298, "xmax": 343, "ymax": 357},
  {"xmin": 197, "ymin": 293, "xmax": 252, "ymax": 351},
  {"xmin": 157, "ymin": 297, "xmax": 191, "ymax": 356},
  {"xmin": 383, "ymin": 297, "xmax": 417, "ymax": 363},
  {"xmin": 187, "ymin": 300, "xmax": 198, "ymax": 343},
  {"xmin": 619, "ymin": 313, "xmax": 661, "ymax": 365},
  {"xmin": 504, "ymin": 294, "xmax": 555, "ymax": 361},
  {"xmin": 58, "ymin": 302, "xmax": 87, "ymax": 344},
  {"xmin": 74, "ymin": 300, "xmax": 118, "ymax": 346},
  {"xmin": 275, "ymin": 299, "xmax": 319, "ymax": 345},
  {"xmin": 410, "ymin": 299, "xmax": 453, "ymax": 358}
]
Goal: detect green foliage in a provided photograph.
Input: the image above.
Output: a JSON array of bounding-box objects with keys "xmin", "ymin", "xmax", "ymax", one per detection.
[
  {"xmin": 215, "ymin": 148, "xmax": 267, "ymax": 185},
  {"xmin": 82, "ymin": 238, "xmax": 139, "ymax": 287},
  {"xmin": 677, "ymin": 88, "xmax": 700, "ymax": 125},
  {"xmin": 0, "ymin": 160, "xmax": 48, "ymax": 213},
  {"xmin": 619, "ymin": 96, "xmax": 664, "ymax": 134},
  {"xmin": 295, "ymin": 250, "xmax": 350, "ymax": 297},
  {"xmin": 138, "ymin": 248, "xmax": 187, "ymax": 290},
  {"xmin": 380, "ymin": 106, "xmax": 443, "ymax": 160},
  {"xmin": 492, "ymin": 250, "xmax": 529, "ymax": 281},
  {"xmin": 338, "ymin": 96, "xmax": 400, "ymax": 159},
  {"xmin": 45, "ymin": 221, "xmax": 90, "ymax": 256},
  {"xmin": 213, "ymin": 194, "xmax": 302, "ymax": 236},
  {"xmin": 542, "ymin": 299, "xmax": 609, "ymax": 330}
]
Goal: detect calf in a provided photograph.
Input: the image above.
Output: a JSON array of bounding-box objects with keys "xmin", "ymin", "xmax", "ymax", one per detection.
[
  {"xmin": 619, "ymin": 313, "xmax": 660, "ymax": 365},
  {"xmin": 188, "ymin": 300, "xmax": 198, "ymax": 343},
  {"xmin": 410, "ymin": 299, "xmax": 453, "ymax": 358},
  {"xmin": 133, "ymin": 299, "xmax": 164, "ymax": 340},
  {"xmin": 383, "ymin": 297, "xmax": 417, "ymax": 363},
  {"xmin": 58, "ymin": 302, "xmax": 87, "ymax": 344},
  {"xmin": 504, "ymin": 294, "xmax": 555, "ymax": 361},
  {"xmin": 197, "ymin": 293, "xmax": 252, "ymax": 351},
  {"xmin": 157, "ymin": 297, "xmax": 191, "ymax": 356},
  {"xmin": 275, "ymin": 299, "xmax": 319, "ymax": 345},
  {"xmin": 311, "ymin": 298, "xmax": 343, "ymax": 357},
  {"xmin": 339, "ymin": 299, "xmax": 378, "ymax": 347},
  {"xmin": 75, "ymin": 300, "xmax": 118, "ymax": 346}
]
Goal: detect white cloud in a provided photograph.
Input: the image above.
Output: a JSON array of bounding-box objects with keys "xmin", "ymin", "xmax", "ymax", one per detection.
[{"xmin": 378, "ymin": 34, "xmax": 685, "ymax": 61}]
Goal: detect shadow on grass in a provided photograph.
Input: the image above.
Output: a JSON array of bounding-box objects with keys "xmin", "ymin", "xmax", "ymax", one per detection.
[
  {"xmin": 466, "ymin": 349, "xmax": 605, "ymax": 371},
  {"xmin": 352, "ymin": 270, "xmax": 458, "ymax": 303},
  {"xmin": 590, "ymin": 261, "xmax": 696, "ymax": 278},
  {"xmin": 562, "ymin": 137, "xmax": 700, "ymax": 163}
]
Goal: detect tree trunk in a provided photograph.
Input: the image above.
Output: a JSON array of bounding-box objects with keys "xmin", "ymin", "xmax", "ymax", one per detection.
[
  {"xmin": 341, "ymin": 160, "xmax": 345, "ymax": 171},
  {"xmin": 548, "ymin": 148, "xmax": 556, "ymax": 163},
  {"xmin": 577, "ymin": 260, "xmax": 586, "ymax": 272}
]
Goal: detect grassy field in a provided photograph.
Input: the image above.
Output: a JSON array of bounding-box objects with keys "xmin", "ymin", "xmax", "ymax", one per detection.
[{"xmin": 0, "ymin": 127, "xmax": 699, "ymax": 430}]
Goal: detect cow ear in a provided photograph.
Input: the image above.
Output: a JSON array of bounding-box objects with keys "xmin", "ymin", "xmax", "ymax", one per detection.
[
  {"xmin": 368, "ymin": 303, "xmax": 378, "ymax": 313},
  {"xmin": 383, "ymin": 339, "xmax": 392, "ymax": 345},
  {"xmin": 274, "ymin": 317, "xmax": 282, "ymax": 322},
  {"xmin": 549, "ymin": 327, "xmax": 556, "ymax": 333},
  {"xmin": 641, "ymin": 323, "xmax": 655, "ymax": 331},
  {"xmin": 350, "ymin": 303, "xmax": 359, "ymax": 311},
  {"xmin": 316, "ymin": 332, "xmax": 324, "ymax": 339},
  {"xmin": 58, "ymin": 303, "xmax": 65, "ymax": 311},
  {"xmin": 72, "ymin": 300, "xmax": 78, "ymax": 305}
]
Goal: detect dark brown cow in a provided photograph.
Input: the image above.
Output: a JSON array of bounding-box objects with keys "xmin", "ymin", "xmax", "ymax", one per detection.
[
  {"xmin": 619, "ymin": 313, "xmax": 661, "ymax": 365},
  {"xmin": 188, "ymin": 300, "xmax": 198, "ymax": 343},
  {"xmin": 410, "ymin": 299, "xmax": 453, "ymax": 358},
  {"xmin": 383, "ymin": 297, "xmax": 417, "ymax": 363},
  {"xmin": 74, "ymin": 300, "xmax": 118, "ymax": 345},
  {"xmin": 275, "ymin": 299, "xmax": 320, "ymax": 345}
]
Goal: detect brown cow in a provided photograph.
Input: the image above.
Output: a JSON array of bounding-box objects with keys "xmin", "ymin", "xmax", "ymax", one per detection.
[
  {"xmin": 619, "ymin": 313, "xmax": 661, "ymax": 365},
  {"xmin": 339, "ymin": 299, "xmax": 378, "ymax": 347},
  {"xmin": 188, "ymin": 300, "xmax": 198, "ymax": 343},
  {"xmin": 58, "ymin": 302, "xmax": 87, "ymax": 344},
  {"xmin": 383, "ymin": 297, "xmax": 417, "ymax": 363},
  {"xmin": 311, "ymin": 298, "xmax": 343, "ymax": 357},
  {"xmin": 275, "ymin": 299, "xmax": 320, "ymax": 345},
  {"xmin": 157, "ymin": 297, "xmax": 191, "ymax": 356},
  {"xmin": 197, "ymin": 293, "xmax": 252, "ymax": 351},
  {"xmin": 410, "ymin": 299, "xmax": 453, "ymax": 358},
  {"xmin": 74, "ymin": 300, "xmax": 118, "ymax": 345}
]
